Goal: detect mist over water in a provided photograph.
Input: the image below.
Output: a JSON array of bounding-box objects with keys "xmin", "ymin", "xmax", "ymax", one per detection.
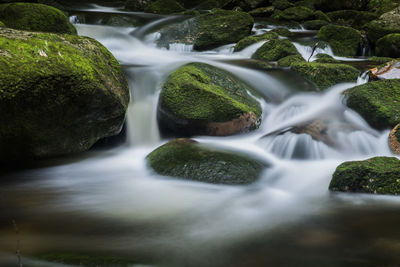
[{"xmin": 1, "ymin": 4, "xmax": 399, "ymax": 267}]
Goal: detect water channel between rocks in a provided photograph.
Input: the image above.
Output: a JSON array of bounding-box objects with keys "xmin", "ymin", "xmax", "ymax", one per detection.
[{"xmin": 0, "ymin": 3, "xmax": 399, "ymax": 267}]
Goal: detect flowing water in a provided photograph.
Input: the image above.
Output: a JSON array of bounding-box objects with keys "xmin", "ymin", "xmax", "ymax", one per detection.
[{"xmin": 1, "ymin": 3, "xmax": 400, "ymax": 267}]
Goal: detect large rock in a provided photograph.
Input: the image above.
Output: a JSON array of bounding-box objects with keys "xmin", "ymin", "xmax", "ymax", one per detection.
[
  {"xmin": 344, "ymin": 79, "xmax": 400, "ymax": 129},
  {"xmin": 277, "ymin": 54, "xmax": 305, "ymax": 67},
  {"xmin": 252, "ymin": 39, "xmax": 300, "ymax": 61},
  {"xmin": 144, "ymin": 0, "xmax": 185, "ymax": 14},
  {"xmin": 366, "ymin": 0, "xmax": 399, "ymax": 15},
  {"xmin": 317, "ymin": 25, "xmax": 362, "ymax": 56},
  {"xmin": 147, "ymin": 139, "xmax": 268, "ymax": 185},
  {"xmin": 0, "ymin": 3, "xmax": 76, "ymax": 34},
  {"xmin": 273, "ymin": 6, "xmax": 315, "ymax": 21},
  {"xmin": 233, "ymin": 32, "xmax": 278, "ymax": 52},
  {"xmin": 326, "ymin": 10, "xmax": 378, "ymax": 29},
  {"xmin": 290, "ymin": 62, "xmax": 360, "ymax": 89},
  {"xmin": 0, "ymin": 28, "xmax": 129, "ymax": 160},
  {"xmin": 329, "ymin": 157, "xmax": 400, "ymax": 195},
  {"xmin": 376, "ymin": 33, "xmax": 400, "ymax": 58},
  {"xmin": 364, "ymin": 6, "xmax": 400, "ymax": 43},
  {"xmin": 157, "ymin": 9, "xmax": 254, "ymax": 51},
  {"xmin": 369, "ymin": 60, "xmax": 400, "ymax": 80},
  {"xmin": 157, "ymin": 63, "xmax": 262, "ymax": 136}
]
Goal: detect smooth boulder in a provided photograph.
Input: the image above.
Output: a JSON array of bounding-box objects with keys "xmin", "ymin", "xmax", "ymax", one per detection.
[
  {"xmin": 0, "ymin": 3, "xmax": 76, "ymax": 34},
  {"xmin": 376, "ymin": 33, "xmax": 400, "ymax": 58},
  {"xmin": 147, "ymin": 139, "xmax": 268, "ymax": 185},
  {"xmin": 329, "ymin": 157, "xmax": 400, "ymax": 195},
  {"xmin": 252, "ymin": 39, "xmax": 300, "ymax": 61},
  {"xmin": 317, "ymin": 25, "xmax": 361, "ymax": 56},
  {"xmin": 344, "ymin": 79, "xmax": 400, "ymax": 129},
  {"xmin": 157, "ymin": 62, "xmax": 262, "ymax": 136},
  {"xmin": 364, "ymin": 6, "xmax": 400, "ymax": 43},
  {"xmin": 0, "ymin": 28, "xmax": 129, "ymax": 160}
]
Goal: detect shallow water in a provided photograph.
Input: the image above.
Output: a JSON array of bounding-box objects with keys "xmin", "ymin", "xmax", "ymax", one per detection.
[{"xmin": 1, "ymin": 3, "xmax": 400, "ymax": 267}]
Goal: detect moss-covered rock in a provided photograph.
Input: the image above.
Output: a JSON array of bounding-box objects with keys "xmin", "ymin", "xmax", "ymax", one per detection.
[
  {"xmin": 233, "ymin": 31, "xmax": 278, "ymax": 52},
  {"xmin": 277, "ymin": 54, "xmax": 305, "ymax": 67},
  {"xmin": 290, "ymin": 62, "xmax": 360, "ymax": 89},
  {"xmin": 0, "ymin": 3, "xmax": 76, "ymax": 34},
  {"xmin": 0, "ymin": 28, "xmax": 129, "ymax": 160},
  {"xmin": 314, "ymin": 53, "xmax": 340, "ymax": 63},
  {"xmin": 147, "ymin": 138, "xmax": 268, "ymax": 185},
  {"xmin": 314, "ymin": 10, "xmax": 331, "ymax": 22},
  {"xmin": 158, "ymin": 9, "xmax": 254, "ymax": 50},
  {"xmin": 303, "ymin": 19, "xmax": 328, "ymax": 30},
  {"xmin": 125, "ymin": 0, "xmax": 151, "ymax": 11},
  {"xmin": 376, "ymin": 33, "xmax": 400, "ymax": 58},
  {"xmin": 273, "ymin": 6, "xmax": 315, "ymax": 21},
  {"xmin": 344, "ymin": 79, "xmax": 400, "ymax": 129},
  {"xmin": 158, "ymin": 62, "xmax": 261, "ymax": 136},
  {"xmin": 389, "ymin": 123, "xmax": 400, "ymax": 154},
  {"xmin": 272, "ymin": 0, "xmax": 293, "ymax": 10},
  {"xmin": 326, "ymin": 10, "xmax": 378, "ymax": 29},
  {"xmin": 248, "ymin": 6, "xmax": 274, "ymax": 17},
  {"xmin": 317, "ymin": 25, "xmax": 361, "ymax": 56},
  {"xmin": 329, "ymin": 157, "xmax": 400, "ymax": 195},
  {"xmin": 368, "ymin": 56, "xmax": 396, "ymax": 64},
  {"xmin": 270, "ymin": 27, "xmax": 293, "ymax": 37},
  {"xmin": 364, "ymin": 6, "xmax": 400, "ymax": 43},
  {"xmin": 252, "ymin": 39, "xmax": 300, "ymax": 61},
  {"xmin": 366, "ymin": 0, "xmax": 399, "ymax": 15},
  {"xmin": 144, "ymin": 0, "xmax": 185, "ymax": 14}
]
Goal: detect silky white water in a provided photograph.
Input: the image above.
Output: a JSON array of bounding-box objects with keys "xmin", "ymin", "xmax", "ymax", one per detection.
[{"xmin": 1, "ymin": 5, "xmax": 399, "ymax": 267}]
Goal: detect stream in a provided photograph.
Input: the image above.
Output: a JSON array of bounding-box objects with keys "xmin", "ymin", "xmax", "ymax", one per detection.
[{"xmin": 0, "ymin": 2, "xmax": 400, "ymax": 267}]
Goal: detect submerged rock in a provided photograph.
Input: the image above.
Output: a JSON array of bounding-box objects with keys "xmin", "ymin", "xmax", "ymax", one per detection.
[
  {"xmin": 389, "ymin": 123, "xmax": 400, "ymax": 154},
  {"xmin": 0, "ymin": 3, "xmax": 76, "ymax": 34},
  {"xmin": 157, "ymin": 62, "xmax": 262, "ymax": 136},
  {"xmin": 329, "ymin": 157, "xmax": 400, "ymax": 195},
  {"xmin": 290, "ymin": 62, "xmax": 360, "ymax": 89},
  {"xmin": 252, "ymin": 39, "xmax": 300, "ymax": 61},
  {"xmin": 233, "ymin": 32, "xmax": 278, "ymax": 52},
  {"xmin": 369, "ymin": 60, "xmax": 400, "ymax": 80},
  {"xmin": 0, "ymin": 28, "xmax": 129, "ymax": 160},
  {"xmin": 317, "ymin": 25, "xmax": 361, "ymax": 56},
  {"xmin": 158, "ymin": 9, "xmax": 253, "ymax": 51},
  {"xmin": 364, "ymin": 6, "xmax": 400, "ymax": 43},
  {"xmin": 344, "ymin": 79, "xmax": 400, "ymax": 130},
  {"xmin": 376, "ymin": 33, "xmax": 400, "ymax": 58},
  {"xmin": 147, "ymin": 138, "xmax": 268, "ymax": 185}
]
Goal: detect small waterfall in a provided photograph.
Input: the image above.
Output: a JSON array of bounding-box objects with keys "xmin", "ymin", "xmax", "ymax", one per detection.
[
  {"xmin": 168, "ymin": 43, "xmax": 194, "ymax": 52},
  {"xmin": 357, "ymin": 71, "xmax": 370, "ymax": 84}
]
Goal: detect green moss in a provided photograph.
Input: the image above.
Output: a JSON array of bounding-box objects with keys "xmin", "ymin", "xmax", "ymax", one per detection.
[
  {"xmin": 0, "ymin": 3, "xmax": 76, "ymax": 34},
  {"xmin": 314, "ymin": 10, "xmax": 330, "ymax": 22},
  {"xmin": 147, "ymin": 139, "xmax": 268, "ymax": 185},
  {"xmin": 194, "ymin": 9, "xmax": 254, "ymax": 50},
  {"xmin": 37, "ymin": 253, "xmax": 139, "ymax": 267},
  {"xmin": 344, "ymin": 79, "xmax": 400, "ymax": 129},
  {"xmin": 314, "ymin": 53, "xmax": 340, "ymax": 63},
  {"xmin": 0, "ymin": 28, "xmax": 129, "ymax": 160},
  {"xmin": 364, "ymin": 7, "xmax": 400, "ymax": 43},
  {"xmin": 303, "ymin": 19, "xmax": 328, "ymax": 30},
  {"xmin": 273, "ymin": 6, "xmax": 315, "ymax": 21},
  {"xmin": 277, "ymin": 54, "xmax": 305, "ymax": 67},
  {"xmin": 290, "ymin": 62, "xmax": 360, "ymax": 89},
  {"xmin": 329, "ymin": 157, "xmax": 400, "ymax": 195},
  {"xmin": 366, "ymin": 0, "xmax": 399, "ymax": 15},
  {"xmin": 272, "ymin": 0, "xmax": 293, "ymax": 10},
  {"xmin": 326, "ymin": 10, "xmax": 378, "ymax": 29},
  {"xmin": 317, "ymin": 25, "xmax": 361, "ymax": 56},
  {"xmin": 270, "ymin": 27, "xmax": 293, "ymax": 37},
  {"xmin": 248, "ymin": 6, "xmax": 275, "ymax": 17},
  {"xmin": 368, "ymin": 56, "xmax": 396, "ymax": 64},
  {"xmin": 233, "ymin": 32, "xmax": 278, "ymax": 52},
  {"xmin": 159, "ymin": 62, "xmax": 261, "ymax": 123},
  {"xmin": 252, "ymin": 39, "xmax": 300, "ymax": 61},
  {"xmin": 376, "ymin": 33, "xmax": 400, "ymax": 58},
  {"xmin": 144, "ymin": 0, "xmax": 185, "ymax": 14}
]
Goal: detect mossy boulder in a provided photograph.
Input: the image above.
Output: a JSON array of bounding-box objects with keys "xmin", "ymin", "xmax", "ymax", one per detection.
[
  {"xmin": 290, "ymin": 62, "xmax": 360, "ymax": 89},
  {"xmin": 376, "ymin": 33, "xmax": 400, "ymax": 58},
  {"xmin": 317, "ymin": 25, "xmax": 361, "ymax": 56},
  {"xmin": 252, "ymin": 39, "xmax": 300, "ymax": 61},
  {"xmin": 144, "ymin": 0, "xmax": 185, "ymax": 14},
  {"xmin": 270, "ymin": 27, "xmax": 293, "ymax": 37},
  {"xmin": 303, "ymin": 19, "xmax": 328, "ymax": 30},
  {"xmin": 344, "ymin": 79, "xmax": 400, "ymax": 129},
  {"xmin": 147, "ymin": 139, "xmax": 268, "ymax": 185},
  {"xmin": 277, "ymin": 54, "xmax": 305, "ymax": 67},
  {"xmin": 366, "ymin": 0, "xmax": 399, "ymax": 15},
  {"xmin": 158, "ymin": 9, "xmax": 254, "ymax": 51},
  {"xmin": 272, "ymin": 0, "xmax": 293, "ymax": 10},
  {"xmin": 233, "ymin": 31, "xmax": 278, "ymax": 52},
  {"xmin": 314, "ymin": 53, "xmax": 340, "ymax": 63},
  {"xmin": 329, "ymin": 157, "xmax": 400, "ymax": 195},
  {"xmin": 157, "ymin": 63, "xmax": 261, "ymax": 136},
  {"xmin": 0, "ymin": 3, "xmax": 76, "ymax": 34},
  {"xmin": 326, "ymin": 10, "xmax": 378, "ymax": 29},
  {"xmin": 248, "ymin": 6, "xmax": 274, "ymax": 17},
  {"xmin": 314, "ymin": 10, "xmax": 331, "ymax": 22},
  {"xmin": 273, "ymin": 6, "xmax": 315, "ymax": 21},
  {"xmin": 389, "ymin": 123, "xmax": 400, "ymax": 154},
  {"xmin": 364, "ymin": 6, "xmax": 400, "ymax": 43},
  {"xmin": 0, "ymin": 28, "xmax": 129, "ymax": 160}
]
